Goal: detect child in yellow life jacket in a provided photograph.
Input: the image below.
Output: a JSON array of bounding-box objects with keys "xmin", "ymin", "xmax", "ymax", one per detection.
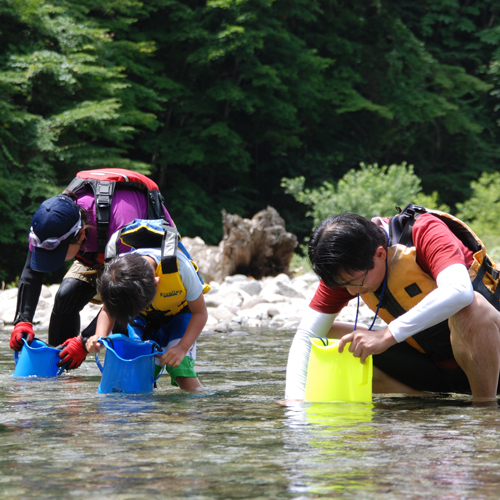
[{"xmin": 85, "ymin": 248, "xmax": 208, "ymax": 391}]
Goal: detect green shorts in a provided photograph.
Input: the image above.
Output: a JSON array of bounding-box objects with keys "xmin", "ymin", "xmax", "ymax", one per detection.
[{"xmin": 155, "ymin": 356, "xmax": 197, "ymax": 387}]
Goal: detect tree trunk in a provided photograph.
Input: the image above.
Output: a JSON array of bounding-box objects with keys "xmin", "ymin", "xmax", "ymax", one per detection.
[{"xmin": 182, "ymin": 206, "xmax": 297, "ymax": 283}]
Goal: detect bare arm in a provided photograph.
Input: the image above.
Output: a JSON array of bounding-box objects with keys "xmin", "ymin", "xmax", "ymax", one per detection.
[
  {"xmin": 159, "ymin": 294, "xmax": 208, "ymax": 368},
  {"xmin": 85, "ymin": 305, "xmax": 116, "ymax": 353}
]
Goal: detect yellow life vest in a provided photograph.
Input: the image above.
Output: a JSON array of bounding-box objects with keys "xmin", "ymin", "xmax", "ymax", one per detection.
[
  {"xmin": 145, "ymin": 256, "xmax": 188, "ymax": 317},
  {"xmin": 105, "ymin": 219, "xmax": 210, "ymax": 320},
  {"xmin": 361, "ymin": 245, "xmax": 438, "ymax": 353},
  {"xmin": 145, "ymin": 251, "xmax": 210, "ymax": 318},
  {"xmin": 362, "ymin": 204, "xmax": 500, "ymax": 356}
]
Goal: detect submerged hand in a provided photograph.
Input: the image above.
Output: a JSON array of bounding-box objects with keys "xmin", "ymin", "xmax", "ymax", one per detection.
[
  {"xmin": 159, "ymin": 344, "xmax": 188, "ymax": 368},
  {"xmin": 338, "ymin": 327, "xmax": 397, "ymax": 363}
]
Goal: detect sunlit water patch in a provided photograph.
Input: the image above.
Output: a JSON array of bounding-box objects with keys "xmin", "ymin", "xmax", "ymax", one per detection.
[{"xmin": 0, "ymin": 328, "xmax": 499, "ymax": 499}]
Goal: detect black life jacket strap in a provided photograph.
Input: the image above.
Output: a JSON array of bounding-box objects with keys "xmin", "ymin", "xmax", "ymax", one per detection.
[
  {"xmin": 160, "ymin": 225, "xmax": 179, "ymax": 275},
  {"xmin": 105, "ymin": 220, "xmax": 179, "ymax": 276},
  {"xmin": 389, "ymin": 204, "xmax": 427, "ymax": 247},
  {"xmin": 67, "ymin": 174, "xmax": 167, "ymax": 265},
  {"xmin": 148, "ymin": 190, "xmax": 166, "ymax": 220},
  {"xmin": 95, "ymin": 181, "xmax": 116, "ymax": 256}
]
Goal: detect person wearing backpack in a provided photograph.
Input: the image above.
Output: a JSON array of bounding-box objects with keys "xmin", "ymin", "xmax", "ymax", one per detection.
[
  {"xmin": 10, "ymin": 169, "xmax": 174, "ymax": 371},
  {"xmin": 85, "ymin": 246, "xmax": 208, "ymax": 392},
  {"xmin": 285, "ymin": 205, "xmax": 500, "ymax": 404}
]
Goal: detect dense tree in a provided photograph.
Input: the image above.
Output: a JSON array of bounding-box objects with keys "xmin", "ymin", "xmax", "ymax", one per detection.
[
  {"xmin": 123, "ymin": 0, "xmax": 500, "ymax": 239},
  {"xmin": 2, "ymin": 0, "xmax": 500, "ymax": 283},
  {"xmin": 120, "ymin": 0, "xmax": 332, "ymax": 241},
  {"xmin": 282, "ymin": 162, "xmax": 449, "ymax": 224},
  {"xmin": 0, "ymin": 0, "xmax": 156, "ymax": 281},
  {"xmin": 456, "ymin": 171, "xmax": 500, "ymax": 259}
]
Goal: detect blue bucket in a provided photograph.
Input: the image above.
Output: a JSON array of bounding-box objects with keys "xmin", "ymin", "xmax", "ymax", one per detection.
[
  {"xmin": 95, "ymin": 334, "xmax": 164, "ymax": 394},
  {"xmin": 13, "ymin": 338, "xmax": 65, "ymax": 378}
]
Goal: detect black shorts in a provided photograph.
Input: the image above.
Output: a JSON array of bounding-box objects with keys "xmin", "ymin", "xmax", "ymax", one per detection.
[{"xmin": 373, "ymin": 342, "xmax": 473, "ymax": 394}]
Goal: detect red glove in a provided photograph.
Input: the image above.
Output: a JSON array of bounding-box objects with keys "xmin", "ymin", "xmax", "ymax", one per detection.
[
  {"xmin": 10, "ymin": 322, "xmax": 35, "ymax": 351},
  {"xmin": 58, "ymin": 336, "xmax": 88, "ymax": 370}
]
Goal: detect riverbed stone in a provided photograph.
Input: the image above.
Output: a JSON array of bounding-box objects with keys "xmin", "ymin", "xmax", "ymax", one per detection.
[
  {"xmin": 237, "ymin": 280, "xmax": 262, "ymax": 296},
  {"xmin": 209, "ymin": 305, "xmax": 237, "ymax": 322},
  {"xmin": 224, "ymin": 274, "xmax": 249, "ymax": 284},
  {"xmin": 240, "ymin": 297, "xmax": 269, "ymax": 310},
  {"xmin": 0, "ymin": 269, "xmax": 384, "ymax": 334}
]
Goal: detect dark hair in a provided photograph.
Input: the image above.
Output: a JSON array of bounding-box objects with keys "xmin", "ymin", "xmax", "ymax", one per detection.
[
  {"xmin": 61, "ymin": 190, "xmax": 92, "ymax": 245},
  {"xmin": 98, "ymin": 253, "xmax": 157, "ymax": 326},
  {"xmin": 308, "ymin": 213, "xmax": 387, "ymax": 288}
]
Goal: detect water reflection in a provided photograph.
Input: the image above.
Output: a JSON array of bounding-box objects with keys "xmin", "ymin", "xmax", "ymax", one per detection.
[
  {"xmin": 282, "ymin": 397, "xmax": 500, "ymax": 499},
  {"xmin": 282, "ymin": 402, "xmax": 375, "ymax": 498},
  {"xmin": 1, "ymin": 329, "xmax": 500, "ymax": 499}
]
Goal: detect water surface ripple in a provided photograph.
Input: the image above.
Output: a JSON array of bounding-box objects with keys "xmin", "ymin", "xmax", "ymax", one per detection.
[{"xmin": 1, "ymin": 328, "xmax": 499, "ymax": 499}]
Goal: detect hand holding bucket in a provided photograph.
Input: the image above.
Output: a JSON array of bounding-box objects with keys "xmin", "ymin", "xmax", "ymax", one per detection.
[
  {"xmin": 304, "ymin": 337, "xmax": 373, "ymax": 403},
  {"xmin": 95, "ymin": 334, "xmax": 165, "ymax": 394}
]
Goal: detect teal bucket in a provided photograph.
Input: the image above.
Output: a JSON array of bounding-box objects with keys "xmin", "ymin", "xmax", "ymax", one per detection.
[
  {"xmin": 95, "ymin": 334, "xmax": 164, "ymax": 394},
  {"xmin": 13, "ymin": 338, "xmax": 64, "ymax": 378}
]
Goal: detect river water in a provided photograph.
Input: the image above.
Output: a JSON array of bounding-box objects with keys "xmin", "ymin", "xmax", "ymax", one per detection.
[{"xmin": 1, "ymin": 327, "xmax": 500, "ymax": 499}]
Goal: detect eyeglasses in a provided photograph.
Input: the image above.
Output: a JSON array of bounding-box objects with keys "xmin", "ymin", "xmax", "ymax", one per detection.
[
  {"xmin": 29, "ymin": 215, "xmax": 82, "ymax": 251},
  {"xmin": 338, "ymin": 269, "xmax": 369, "ymax": 288}
]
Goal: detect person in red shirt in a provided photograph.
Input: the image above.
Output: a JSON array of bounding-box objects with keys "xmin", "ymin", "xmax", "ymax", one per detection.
[{"xmin": 285, "ymin": 211, "xmax": 500, "ymax": 404}]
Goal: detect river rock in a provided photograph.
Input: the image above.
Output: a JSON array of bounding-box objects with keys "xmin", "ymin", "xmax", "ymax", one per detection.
[{"xmin": 0, "ymin": 271, "xmax": 385, "ymax": 336}]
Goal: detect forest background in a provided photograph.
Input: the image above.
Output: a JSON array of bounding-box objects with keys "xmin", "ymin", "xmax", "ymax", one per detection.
[{"xmin": 2, "ymin": 0, "xmax": 500, "ymax": 284}]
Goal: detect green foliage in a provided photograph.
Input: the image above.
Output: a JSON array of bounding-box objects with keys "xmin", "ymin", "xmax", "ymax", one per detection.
[
  {"xmin": 289, "ymin": 251, "xmax": 313, "ymax": 275},
  {"xmin": 276, "ymin": 0, "xmax": 500, "ymax": 208},
  {"xmin": 2, "ymin": 0, "xmax": 500, "ymax": 282},
  {"xmin": 392, "ymin": 0, "xmax": 500, "ymax": 202},
  {"xmin": 129, "ymin": 0, "xmax": 332, "ymax": 240},
  {"xmin": 0, "ymin": 0, "xmax": 155, "ymax": 280},
  {"xmin": 282, "ymin": 162, "xmax": 448, "ymax": 224},
  {"xmin": 456, "ymin": 172, "xmax": 500, "ymax": 260},
  {"xmin": 413, "ymin": 192, "xmax": 450, "ymax": 214}
]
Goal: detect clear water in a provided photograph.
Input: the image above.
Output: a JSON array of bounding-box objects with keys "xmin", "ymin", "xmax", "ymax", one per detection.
[{"xmin": 1, "ymin": 328, "xmax": 500, "ymax": 499}]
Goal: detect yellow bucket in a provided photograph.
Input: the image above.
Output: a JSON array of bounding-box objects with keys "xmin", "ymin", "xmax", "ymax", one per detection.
[{"xmin": 304, "ymin": 338, "xmax": 373, "ymax": 403}]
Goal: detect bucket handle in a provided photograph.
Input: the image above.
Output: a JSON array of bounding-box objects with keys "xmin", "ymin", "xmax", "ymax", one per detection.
[
  {"xmin": 14, "ymin": 338, "xmax": 65, "ymax": 376},
  {"xmin": 94, "ymin": 356, "xmax": 165, "ymax": 382},
  {"xmin": 149, "ymin": 341, "xmax": 166, "ymax": 383},
  {"xmin": 94, "ymin": 337, "xmax": 166, "ymax": 383},
  {"xmin": 94, "ymin": 336, "xmax": 115, "ymax": 374},
  {"xmin": 95, "ymin": 336, "xmax": 164, "ymax": 354},
  {"xmin": 95, "ymin": 352, "xmax": 104, "ymax": 374},
  {"xmin": 154, "ymin": 364, "xmax": 165, "ymax": 383}
]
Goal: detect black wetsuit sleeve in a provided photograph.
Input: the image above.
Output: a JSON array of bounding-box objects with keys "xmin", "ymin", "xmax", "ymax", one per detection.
[{"xmin": 13, "ymin": 251, "xmax": 44, "ymax": 325}]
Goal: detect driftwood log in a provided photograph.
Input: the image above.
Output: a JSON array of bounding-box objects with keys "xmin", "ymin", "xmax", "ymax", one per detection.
[{"xmin": 182, "ymin": 206, "xmax": 298, "ymax": 283}]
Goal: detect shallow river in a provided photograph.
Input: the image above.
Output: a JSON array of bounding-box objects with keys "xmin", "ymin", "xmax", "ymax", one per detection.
[{"xmin": 1, "ymin": 327, "xmax": 500, "ymax": 499}]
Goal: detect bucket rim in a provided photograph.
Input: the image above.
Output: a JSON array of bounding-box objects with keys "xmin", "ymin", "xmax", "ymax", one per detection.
[
  {"xmin": 21, "ymin": 338, "xmax": 62, "ymax": 352},
  {"xmin": 98, "ymin": 335, "xmax": 164, "ymax": 363},
  {"xmin": 310, "ymin": 337, "xmax": 341, "ymax": 349}
]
